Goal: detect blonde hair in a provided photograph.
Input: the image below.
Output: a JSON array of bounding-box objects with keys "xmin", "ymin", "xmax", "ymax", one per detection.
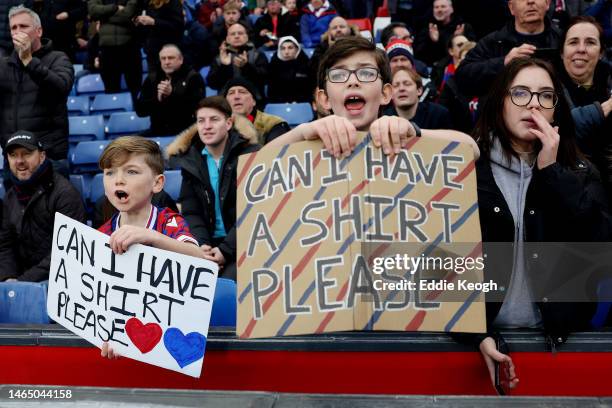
[{"xmin": 99, "ymin": 136, "xmax": 164, "ymax": 175}]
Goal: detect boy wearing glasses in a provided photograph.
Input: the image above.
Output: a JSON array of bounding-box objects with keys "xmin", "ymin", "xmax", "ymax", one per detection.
[{"xmin": 267, "ymin": 36, "xmax": 479, "ymax": 159}]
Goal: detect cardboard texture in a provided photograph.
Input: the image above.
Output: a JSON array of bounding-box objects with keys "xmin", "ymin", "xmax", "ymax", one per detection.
[
  {"xmin": 48, "ymin": 213, "xmax": 219, "ymax": 377},
  {"xmin": 236, "ymin": 134, "xmax": 486, "ymax": 338}
]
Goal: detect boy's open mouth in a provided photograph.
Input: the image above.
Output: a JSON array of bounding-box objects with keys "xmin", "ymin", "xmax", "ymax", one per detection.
[
  {"xmin": 344, "ymin": 95, "xmax": 365, "ymax": 112},
  {"xmin": 115, "ymin": 190, "xmax": 129, "ymax": 202}
]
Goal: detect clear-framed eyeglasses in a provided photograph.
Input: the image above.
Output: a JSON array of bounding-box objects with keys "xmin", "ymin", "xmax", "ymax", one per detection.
[
  {"xmin": 508, "ymin": 86, "xmax": 558, "ymax": 109},
  {"xmin": 327, "ymin": 67, "xmax": 380, "ymax": 83}
]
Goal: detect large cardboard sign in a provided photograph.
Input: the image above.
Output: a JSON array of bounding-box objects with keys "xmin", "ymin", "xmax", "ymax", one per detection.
[
  {"xmin": 48, "ymin": 213, "xmax": 218, "ymax": 377},
  {"xmin": 236, "ymin": 134, "xmax": 486, "ymax": 338}
]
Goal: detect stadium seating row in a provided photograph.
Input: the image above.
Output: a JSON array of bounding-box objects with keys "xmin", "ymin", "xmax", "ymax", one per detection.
[{"xmin": 0, "ymin": 278, "xmax": 237, "ymax": 327}]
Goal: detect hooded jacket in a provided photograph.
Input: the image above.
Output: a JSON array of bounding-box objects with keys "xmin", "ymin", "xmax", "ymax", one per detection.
[
  {"xmin": 455, "ymin": 20, "xmax": 562, "ymax": 98},
  {"xmin": 0, "ymin": 161, "xmax": 87, "ymax": 282},
  {"xmin": 468, "ymin": 143, "xmax": 609, "ymax": 349},
  {"xmin": 299, "ymin": 1, "xmax": 337, "ymax": 48},
  {"xmin": 166, "ymin": 117, "xmax": 260, "ymax": 262},
  {"xmin": 0, "ymin": 39, "xmax": 74, "ymax": 160},
  {"xmin": 267, "ymin": 36, "xmax": 312, "ymax": 103}
]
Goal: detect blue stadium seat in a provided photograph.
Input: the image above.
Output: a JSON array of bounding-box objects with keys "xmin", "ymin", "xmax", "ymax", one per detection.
[
  {"xmin": 70, "ymin": 140, "xmax": 110, "ymax": 173},
  {"xmin": 90, "ymin": 92, "xmax": 133, "ymax": 116},
  {"xmin": 210, "ymin": 278, "xmax": 237, "ymax": 327},
  {"xmin": 151, "ymin": 136, "xmax": 175, "ymax": 152},
  {"xmin": 248, "ymin": 14, "xmax": 261, "ymax": 26},
  {"xmin": 90, "ymin": 172, "xmax": 105, "ymax": 204},
  {"xmin": 303, "ymin": 47, "xmax": 315, "ymax": 58},
  {"xmin": 105, "ymin": 112, "xmax": 151, "ymax": 138},
  {"xmin": 264, "ymin": 102, "xmax": 314, "ymax": 127},
  {"xmin": 69, "ymin": 115, "xmax": 105, "ymax": 142},
  {"xmin": 206, "ymin": 86, "xmax": 217, "ymax": 96},
  {"xmin": 76, "ymin": 73, "xmax": 105, "ymax": 95},
  {"xmin": 592, "ymin": 278, "xmax": 612, "ymax": 329},
  {"xmin": 142, "ymin": 58, "xmax": 148, "ymax": 73},
  {"xmin": 199, "ymin": 65, "xmax": 210, "ymax": 81},
  {"xmin": 69, "ymin": 174, "xmax": 92, "ymax": 203},
  {"xmin": 73, "ymin": 63, "xmax": 84, "ymax": 75},
  {"xmin": 67, "ymin": 95, "xmax": 90, "ymax": 116},
  {"xmin": 163, "ymin": 170, "xmax": 182, "ymax": 201},
  {"xmin": 0, "ymin": 183, "xmax": 5, "ymax": 200},
  {"xmin": 0, "ymin": 282, "xmax": 50, "ymax": 324}
]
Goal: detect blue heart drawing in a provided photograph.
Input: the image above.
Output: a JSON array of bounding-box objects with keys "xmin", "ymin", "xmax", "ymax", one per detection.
[{"xmin": 163, "ymin": 328, "xmax": 207, "ymax": 368}]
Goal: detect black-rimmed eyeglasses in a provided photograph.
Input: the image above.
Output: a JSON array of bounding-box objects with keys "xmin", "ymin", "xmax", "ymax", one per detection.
[
  {"xmin": 327, "ymin": 67, "xmax": 380, "ymax": 83},
  {"xmin": 508, "ymin": 86, "xmax": 558, "ymax": 109}
]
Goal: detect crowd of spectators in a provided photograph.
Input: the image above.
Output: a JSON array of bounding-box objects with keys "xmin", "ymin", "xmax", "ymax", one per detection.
[{"xmin": 1, "ymin": 0, "xmax": 612, "ymax": 392}]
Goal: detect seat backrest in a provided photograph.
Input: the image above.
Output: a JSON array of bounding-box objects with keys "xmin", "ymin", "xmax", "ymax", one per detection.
[
  {"xmin": 67, "ymin": 95, "xmax": 90, "ymax": 116},
  {"xmin": 264, "ymin": 103, "xmax": 314, "ymax": 127},
  {"xmin": 163, "ymin": 170, "xmax": 182, "ymax": 201},
  {"xmin": 77, "ymin": 73, "xmax": 105, "ymax": 95},
  {"xmin": 70, "ymin": 140, "xmax": 110, "ymax": 173},
  {"xmin": 90, "ymin": 92, "xmax": 133, "ymax": 116},
  {"xmin": 69, "ymin": 115, "xmax": 106, "ymax": 142},
  {"xmin": 210, "ymin": 278, "xmax": 237, "ymax": 327},
  {"xmin": 105, "ymin": 112, "xmax": 151, "ymax": 138},
  {"xmin": 199, "ymin": 65, "xmax": 210, "ymax": 82},
  {"xmin": 347, "ymin": 18, "xmax": 372, "ymax": 32},
  {"xmin": 0, "ymin": 282, "xmax": 50, "ymax": 324},
  {"xmin": 69, "ymin": 174, "xmax": 91, "ymax": 203},
  {"xmin": 89, "ymin": 172, "xmax": 105, "ymax": 204},
  {"xmin": 373, "ymin": 17, "xmax": 391, "ymax": 43}
]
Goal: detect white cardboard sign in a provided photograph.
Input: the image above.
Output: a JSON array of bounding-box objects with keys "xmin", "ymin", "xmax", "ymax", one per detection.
[{"xmin": 47, "ymin": 212, "xmax": 219, "ymax": 378}]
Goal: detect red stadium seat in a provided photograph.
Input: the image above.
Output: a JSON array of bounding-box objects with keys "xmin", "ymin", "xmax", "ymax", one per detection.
[
  {"xmin": 347, "ymin": 18, "xmax": 372, "ymax": 32},
  {"xmin": 377, "ymin": 0, "xmax": 389, "ymax": 17}
]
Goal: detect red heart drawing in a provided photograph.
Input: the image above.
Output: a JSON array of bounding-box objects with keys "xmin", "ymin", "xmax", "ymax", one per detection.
[{"xmin": 125, "ymin": 318, "xmax": 162, "ymax": 354}]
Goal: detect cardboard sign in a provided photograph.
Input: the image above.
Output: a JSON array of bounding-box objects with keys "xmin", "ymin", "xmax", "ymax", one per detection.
[
  {"xmin": 48, "ymin": 213, "xmax": 218, "ymax": 377},
  {"xmin": 236, "ymin": 134, "xmax": 486, "ymax": 338}
]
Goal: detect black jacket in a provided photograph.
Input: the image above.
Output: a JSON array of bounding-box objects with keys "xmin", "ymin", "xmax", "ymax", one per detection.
[
  {"xmin": 0, "ymin": 165, "xmax": 87, "ymax": 282},
  {"xmin": 252, "ymin": 12, "xmax": 301, "ymax": 48},
  {"xmin": 0, "ymin": 39, "xmax": 74, "ymax": 160},
  {"xmin": 40, "ymin": 0, "xmax": 87, "ymax": 57},
  {"xmin": 168, "ymin": 128, "xmax": 260, "ymax": 262},
  {"xmin": 135, "ymin": 64, "xmax": 205, "ymax": 136},
  {"xmin": 413, "ymin": 15, "xmax": 474, "ymax": 66},
  {"xmin": 559, "ymin": 61, "xmax": 612, "ymax": 193},
  {"xmin": 455, "ymin": 20, "xmax": 562, "ymax": 98},
  {"xmin": 471, "ymin": 157, "xmax": 609, "ymax": 348},
  {"xmin": 267, "ymin": 51, "xmax": 311, "ymax": 103},
  {"xmin": 138, "ymin": 0, "xmax": 184, "ymax": 64},
  {"xmin": 206, "ymin": 43, "xmax": 268, "ymax": 94}
]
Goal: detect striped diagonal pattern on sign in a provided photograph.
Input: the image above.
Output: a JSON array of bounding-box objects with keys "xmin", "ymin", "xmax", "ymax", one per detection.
[
  {"xmin": 363, "ymin": 201, "xmax": 479, "ymax": 330},
  {"xmin": 235, "ymin": 145, "xmax": 290, "ymax": 229},
  {"xmin": 314, "ymin": 159, "xmax": 477, "ymax": 333},
  {"xmin": 238, "ymin": 136, "xmax": 372, "ymax": 306},
  {"xmin": 275, "ymin": 140, "xmax": 461, "ymax": 336}
]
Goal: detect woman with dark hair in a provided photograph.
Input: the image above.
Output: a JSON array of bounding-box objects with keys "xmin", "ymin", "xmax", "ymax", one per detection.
[
  {"xmin": 470, "ymin": 57, "xmax": 609, "ymax": 391},
  {"xmin": 559, "ymin": 16, "xmax": 612, "ymax": 194}
]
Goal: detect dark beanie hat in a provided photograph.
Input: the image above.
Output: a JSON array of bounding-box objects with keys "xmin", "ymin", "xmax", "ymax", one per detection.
[{"xmin": 222, "ymin": 77, "xmax": 261, "ymax": 103}]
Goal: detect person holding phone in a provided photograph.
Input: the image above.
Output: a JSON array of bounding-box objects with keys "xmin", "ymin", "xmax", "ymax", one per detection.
[
  {"xmin": 467, "ymin": 57, "xmax": 610, "ymax": 392},
  {"xmin": 206, "ymin": 21, "xmax": 268, "ymax": 96}
]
